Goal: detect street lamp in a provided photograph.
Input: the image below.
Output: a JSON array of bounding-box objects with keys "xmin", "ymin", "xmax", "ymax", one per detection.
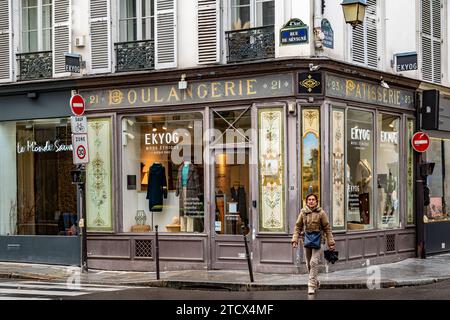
[{"xmin": 341, "ymin": 0, "xmax": 367, "ymax": 28}]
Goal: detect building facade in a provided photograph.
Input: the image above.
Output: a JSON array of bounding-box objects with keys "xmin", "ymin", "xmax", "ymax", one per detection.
[{"xmin": 0, "ymin": 0, "xmax": 447, "ymax": 270}]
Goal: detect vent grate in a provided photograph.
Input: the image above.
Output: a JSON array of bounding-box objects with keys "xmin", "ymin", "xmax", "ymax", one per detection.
[
  {"xmin": 135, "ymin": 240, "xmax": 153, "ymax": 258},
  {"xmin": 386, "ymin": 234, "xmax": 396, "ymax": 252}
]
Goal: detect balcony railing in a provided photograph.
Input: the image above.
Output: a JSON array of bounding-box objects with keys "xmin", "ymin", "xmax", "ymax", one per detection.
[
  {"xmin": 115, "ymin": 39, "xmax": 155, "ymax": 72},
  {"xmin": 225, "ymin": 25, "xmax": 275, "ymax": 63},
  {"xmin": 17, "ymin": 51, "xmax": 52, "ymax": 81}
]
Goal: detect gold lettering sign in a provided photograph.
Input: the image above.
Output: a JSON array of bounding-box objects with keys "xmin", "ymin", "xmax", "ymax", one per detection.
[
  {"xmin": 82, "ymin": 74, "xmax": 294, "ymax": 110},
  {"xmin": 326, "ymin": 75, "xmax": 414, "ymax": 109}
]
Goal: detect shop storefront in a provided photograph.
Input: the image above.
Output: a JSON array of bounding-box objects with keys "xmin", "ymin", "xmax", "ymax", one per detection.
[
  {"xmin": 77, "ymin": 60, "xmax": 420, "ymax": 273},
  {"xmin": 0, "ymin": 88, "xmax": 82, "ymax": 265},
  {"xmin": 418, "ymin": 87, "xmax": 450, "ymax": 256}
]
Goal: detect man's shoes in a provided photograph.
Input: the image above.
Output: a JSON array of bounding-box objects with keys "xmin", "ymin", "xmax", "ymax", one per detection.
[{"xmin": 308, "ymin": 286, "xmax": 315, "ymax": 295}]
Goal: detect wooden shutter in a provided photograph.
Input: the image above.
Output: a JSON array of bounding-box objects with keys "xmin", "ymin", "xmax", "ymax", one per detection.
[
  {"xmin": 90, "ymin": 0, "xmax": 111, "ymax": 73},
  {"xmin": 351, "ymin": 0, "xmax": 378, "ymax": 68},
  {"xmin": 198, "ymin": 0, "xmax": 220, "ymax": 64},
  {"xmin": 53, "ymin": 0, "xmax": 71, "ymax": 77},
  {"xmin": 0, "ymin": 0, "xmax": 12, "ymax": 82},
  {"xmin": 155, "ymin": 0, "xmax": 177, "ymax": 69},
  {"xmin": 422, "ymin": 0, "xmax": 441, "ymax": 84}
]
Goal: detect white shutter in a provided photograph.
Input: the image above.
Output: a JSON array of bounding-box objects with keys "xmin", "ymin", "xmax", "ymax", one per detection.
[
  {"xmin": 90, "ymin": 0, "xmax": 111, "ymax": 73},
  {"xmin": 198, "ymin": 0, "xmax": 220, "ymax": 64},
  {"xmin": 53, "ymin": 0, "xmax": 71, "ymax": 77},
  {"xmin": 351, "ymin": 0, "xmax": 378, "ymax": 68},
  {"xmin": 421, "ymin": 0, "xmax": 441, "ymax": 84},
  {"xmin": 0, "ymin": 0, "xmax": 12, "ymax": 82},
  {"xmin": 155, "ymin": 0, "xmax": 177, "ymax": 69}
]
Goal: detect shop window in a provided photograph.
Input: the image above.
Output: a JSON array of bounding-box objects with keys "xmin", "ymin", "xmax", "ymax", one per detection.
[
  {"xmin": 0, "ymin": 118, "xmax": 77, "ymax": 236},
  {"xmin": 21, "ymin": 0, "xmax": 52, "ymax": 53},
  {"xmin": 212, "ymin": 108, "xmax": 252, "ymax": 235},
  {"xmin": 377, "ymin": 114, "xmax": 400, "ymax": 229},
  {"xmin": 119, "ymin": 0, "xmax": 155, "ymax": 42},
  {"xmin": 331, "ymin": 108, "xmax": 345, "ymax": 229},
  {"xmin": 230, "ymin": 0, "xmax": 274, "ymax": 30},
  {"xmin": 406, "ymin": 119, "xmax": 415, "ymax": 225},
  {"xmin": 121, "ymin": 113, "xmax": 204, "ymax": 233},
  {"xmin": 301, "ymin": 108, "xmax": 320, "ymax": 207},
  {"xmin": 424, "ymin": 138, "xmax": 450, "ymax": 222},
  {"xmin": 346, "ymin": 110, "xmax": 374, "ymax": 231}
]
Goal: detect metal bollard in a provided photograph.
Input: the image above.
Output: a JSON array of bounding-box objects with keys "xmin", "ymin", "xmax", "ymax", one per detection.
[
  {"xmin": 155, "ymin": 225, "xmax": 160, "ymax": 280},
  {"xmin": 242, "ymin": 225, "xmax": 254, "ymax": 283}
]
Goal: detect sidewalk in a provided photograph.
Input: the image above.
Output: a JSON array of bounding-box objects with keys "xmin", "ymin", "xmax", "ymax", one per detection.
[{"xmin": 1, "ymin": 254, "xmax": 450, "ymax": 291}]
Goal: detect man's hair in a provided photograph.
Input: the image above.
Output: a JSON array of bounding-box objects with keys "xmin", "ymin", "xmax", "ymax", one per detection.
[{"xmin": 305, "ymin": 193, "xmax": 318, "ymax": 202}]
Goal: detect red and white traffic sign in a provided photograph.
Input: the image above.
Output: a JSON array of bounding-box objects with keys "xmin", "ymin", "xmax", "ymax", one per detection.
[
  {"xmin": 72, "ymin": 133, "xmax": 89, "ymax": 164},
  {"xmin": 70, "ymin": 94, "xmax": 85, "ymax": 116},
  {"xmin": 412, "ymin": 131, "xmax": 430, "ymax": 153}
]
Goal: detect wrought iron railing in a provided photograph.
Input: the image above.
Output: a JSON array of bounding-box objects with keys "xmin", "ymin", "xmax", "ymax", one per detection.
[
  {"xmin": 17, "ymin": 51, "xmax": 53, "ymax": 81},
  {"xmin": 115, "ymin": 39, "xmax": 155, "ymax": 72},
  {"xmin": 225, "ymin": 25, "xmax": 275, "ymax": 63}
]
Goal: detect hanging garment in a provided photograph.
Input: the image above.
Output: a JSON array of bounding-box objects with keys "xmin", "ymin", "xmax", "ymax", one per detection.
[
  {"xmin": 231, "ymin": 186, "xmax": 248, "ymax": 224},
  {"xmin": 176, "ymin": 163, "xmax": 201, "ymax": 216},
  {"xmin": 146, "ymin": 163, "xmax": 168, "ymax": 212}
]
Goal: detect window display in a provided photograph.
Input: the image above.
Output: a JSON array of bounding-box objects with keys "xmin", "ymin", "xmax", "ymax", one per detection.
[
  {"xmin": 122, "ymin": 113, "xmax": 204, "ymax": 233},
  {"xmin": 346, "ymin": 110, "xmax": 374, "ymax": 230},
  {"xmin": 0, "ymin": 118, "xmax": 78, "ymax": 236},
  {"xmin": 424, "ymin": 138, "xmax": 450, "ymax": 222},
  {"xmin": 377, "ymin": 114, "xmax": 400, "ymax": 229}
]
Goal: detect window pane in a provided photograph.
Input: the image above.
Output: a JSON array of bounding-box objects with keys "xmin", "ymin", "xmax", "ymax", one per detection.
[
  {"xmin": 347, "ymin": 110, "xmax": 374, "ymax": 230},
  {"xmin": 23, "ymin": 7, "xmax": 38, "ymax": 31},
  {"xmin": 119, "ymin": 19, "xmax": 138, "ymax": 42},
  {"xmin": 42, "ymin": 29, "xmax": 52, "ymax": 51},
  {"xmin": 231, "ymin": 0, "xmax": 251, "ymax": 30},
  {"xmin": 1, "ymin": 118, "xmax": 78, "ymax": 236},
  {"xmin": 212, "ymin": 109, "xmax": 251, "ymax": 145},
  {"xmin": 256, "ymin": 0, "xmax": 275, "ymax": 27},
  {"xmin": 425, "ymin": 139, "xmax": 444, "ymax": 220},
  {"xmin": 121, "ymin": 113, "xmax": 204, "ymax": 233},
  {"xmin": 214, "ymin": 149, "xmax": 250, "ymax": 235},
  {"xmin": 377, "ymin": 114, "xmax": 400, "ymax": 229},
  {"xmin": 23, "ymin": 0, "xmax": 38, "ymax": 7},
  {"xmin": 42, "ymin": 4, "xmax": 52, "ymax": 29},
  {"xmin": 142, "ymin": 17, "xmax": 153, "ymax": 40},
  {"xmin": 120, "ymin": 0, "xmax": 137, "ymax": 19}
]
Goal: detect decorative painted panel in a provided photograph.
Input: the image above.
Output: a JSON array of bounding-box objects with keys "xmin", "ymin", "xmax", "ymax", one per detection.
[
  {"xmin": 301, "ymin": 109, "xmax": 320, "ymax": 207},
  {"xmin": 407, "ymin": 119, "xmax": 414, "ymax": 225},
  {"xmin": 258, "ymin": 108, "xmax": 285, "ymax": 232},
  {"xmin": 86, "ymin": 118, "xmax": 113, "ymax": 231},
  {"xmin": 331, "ymin": 109, "xmax": 345, "ymax": 228}
]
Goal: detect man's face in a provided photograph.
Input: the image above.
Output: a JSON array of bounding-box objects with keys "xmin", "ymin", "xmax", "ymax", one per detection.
[{"xmin": 307, "ymin": 196, "xmax": 317, "ymax": 208}]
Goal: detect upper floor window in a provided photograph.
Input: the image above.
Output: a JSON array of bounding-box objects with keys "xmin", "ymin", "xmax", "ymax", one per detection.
[
  {"xmin": 21, "ymin": 0, "xmax": 52, "ymax": 53},
  {"xmin": 230, "ymin": 0, "xmax": 274, "ymax": 30},
  {"xmin": 119, "ymin": 0, "xmax": 154, "ymax": 42}
]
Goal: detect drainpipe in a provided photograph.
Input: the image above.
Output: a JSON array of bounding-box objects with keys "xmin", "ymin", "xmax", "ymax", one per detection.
[{"xmin": 313, "ymin": 0, "xmax": 325, "ymax": 54}]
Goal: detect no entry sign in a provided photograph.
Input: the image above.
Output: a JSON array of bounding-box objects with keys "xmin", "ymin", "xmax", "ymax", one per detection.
[
  {"xmin": 70, "ymin": 94, "xmax": 85, "ymax": 116},
  {"xmin": 72, "ymin": 133, "xmax": 89, "ymax": 164},
  {"xmin": 412, "ymin": 132, "xmax": 430, "ymax": 153}
]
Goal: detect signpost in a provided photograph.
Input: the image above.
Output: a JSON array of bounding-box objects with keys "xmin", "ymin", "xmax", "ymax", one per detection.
[
  {"xmin": 65, "ymin": 53, "xmax": 81, "ymax": 73},
  {"xmin": 280, "ymin": 18, "xmax": 309, "ymax": 45},
  {"xmin": 412, "ymin": 132, "xmax": 430, "ymax": 153},
  {"xmin": 70, "ymin": 93, "xmax": 89, "ymax": 273}
]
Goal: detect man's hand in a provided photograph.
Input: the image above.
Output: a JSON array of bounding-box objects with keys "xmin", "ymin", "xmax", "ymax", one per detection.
[{"xmin": 328, "ymin": 244, "xmax": 335, "ymax": 251}]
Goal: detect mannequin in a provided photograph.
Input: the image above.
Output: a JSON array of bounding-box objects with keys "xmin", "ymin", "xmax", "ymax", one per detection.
[{"xmin": 176, "ymin": 160, "xmax": 201, "ymax": 232}]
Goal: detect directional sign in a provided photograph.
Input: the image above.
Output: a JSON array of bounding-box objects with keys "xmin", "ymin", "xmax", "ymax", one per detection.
[
  {"xmin": 71, "ymin": 116, "xmax": 87, "ymax": 134},
  {"xmin": 72, "ymin": 133, "xmax": 89, "ymax": 164},
  {"xmin": 70, "ymin": 94, "xmax": 85, "ymax": 116},
  {"xmin": 412, "ymin": 131, "xmax": 430, "ymax": 153}
]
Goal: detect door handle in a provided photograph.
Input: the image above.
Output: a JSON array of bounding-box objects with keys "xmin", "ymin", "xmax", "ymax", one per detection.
[{"xmin": 252, "ymin": 200, "xmax": 257, "ymax": 208}]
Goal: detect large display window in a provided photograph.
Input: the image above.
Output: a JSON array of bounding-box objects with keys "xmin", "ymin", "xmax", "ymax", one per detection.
[
  {"xmin": 346, "ymin": 109, "xmax": 374, "ymax": 230},
  {"xmin": 0, "ymin": 118, "xmax": 78, "ymax": 236},
  {"xmin": 121, "ymin": 113, "xmax": 204, "ymax": 233},
  {"xmin": 424, "ymin": 138, "xmax": 450, "ymax": 222},
  {"xmin": 377, "ymin": 114, "xmax": 400, "ymax": 229}
]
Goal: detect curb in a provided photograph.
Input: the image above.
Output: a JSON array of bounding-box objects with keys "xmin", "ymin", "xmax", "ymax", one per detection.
[{"xmin": 0, "ymin": 272, "xmax": 62, "ymax": 281}]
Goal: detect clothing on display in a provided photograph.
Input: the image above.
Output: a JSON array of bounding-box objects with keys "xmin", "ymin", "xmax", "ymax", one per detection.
[
  {"xmin": 359, "ymin": 193, "xmax": 370, "ymax": 224},
  {"xmin": 383, "ymin": 170, "xmax": 396, "ymax": 217},
  {"xmin": 146, "ymin": 163, "xmax": 168, "ymax": 212},
  {"xmin": 176, "ymin": 161, "xmax": 201, "ymax": 216},
  {"xmin": 230, "ymin": 185, "xmax": 248, "ymax": 225},
  {"xmin": 356, "ymin": 159, "xmax": 372, "ymax": 193}
]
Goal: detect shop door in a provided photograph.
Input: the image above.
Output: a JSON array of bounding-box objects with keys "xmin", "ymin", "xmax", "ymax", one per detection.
[{"xmin": 209, "ymin": 108, "xmax": 255, "ymax": 270}]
